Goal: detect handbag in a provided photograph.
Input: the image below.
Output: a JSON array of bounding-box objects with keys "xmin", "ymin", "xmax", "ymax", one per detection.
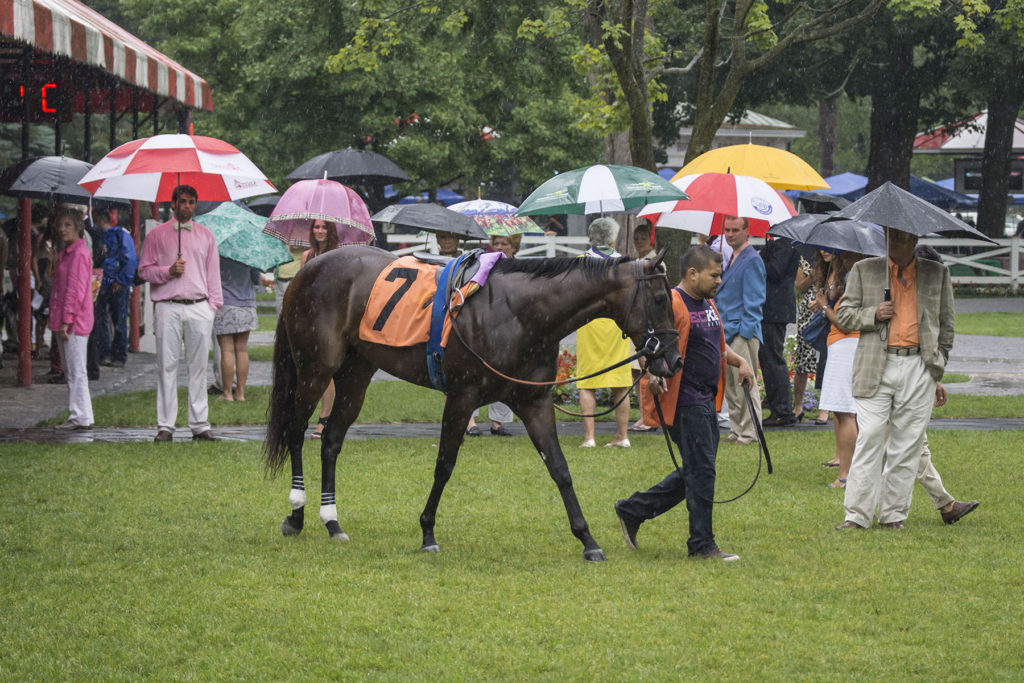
[{"xmin": 799, "ymin": 311, "xmax": 830, "ymax": 353}]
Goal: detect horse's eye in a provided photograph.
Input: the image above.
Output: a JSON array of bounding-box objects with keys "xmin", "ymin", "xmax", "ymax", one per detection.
[{"xmin": 653, "ymin": 294, "xmax": 667, "ymax": 306}]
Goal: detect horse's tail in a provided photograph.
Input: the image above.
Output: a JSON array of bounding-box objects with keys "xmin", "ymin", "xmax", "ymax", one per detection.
[{"xmin": 262, "ymin": 314, "xmax": 295, "ymax": 478}]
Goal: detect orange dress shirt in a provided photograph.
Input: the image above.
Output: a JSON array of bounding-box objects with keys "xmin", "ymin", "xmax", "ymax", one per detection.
[{"xmin": 888, "ymin": 258, "xmax": 919, "ymax": 347}]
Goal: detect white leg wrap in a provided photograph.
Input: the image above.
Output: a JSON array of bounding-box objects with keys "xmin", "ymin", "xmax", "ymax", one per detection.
[
  {"xmin": 289, "ymin": 488, "xmax": 307, "ymax": 510},
  {"xmin": 319, "ymin": 504, "xmax": 338, "ymax": 525}
]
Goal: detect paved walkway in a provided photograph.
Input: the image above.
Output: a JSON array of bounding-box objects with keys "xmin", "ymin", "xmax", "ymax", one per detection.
[{"xmin": 1, "ymin": 298, "xmax": 1022, "ymax": 442}]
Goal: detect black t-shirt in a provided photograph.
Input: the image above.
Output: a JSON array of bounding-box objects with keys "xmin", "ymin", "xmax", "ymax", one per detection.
[{"xmin": 676, "ymin": 287, "xmax": 723, "ymax": 406}]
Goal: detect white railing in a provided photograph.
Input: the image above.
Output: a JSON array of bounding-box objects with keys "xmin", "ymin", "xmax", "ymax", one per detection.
[{"xmin": 385, "ymin": 234, "xmax": 1023, "ymax": 289}]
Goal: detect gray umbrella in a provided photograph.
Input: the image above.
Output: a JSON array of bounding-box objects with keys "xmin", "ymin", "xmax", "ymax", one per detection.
[
  {"xmin": 371, "ymin": 203, "xmax": 489, "ymax": 240},
  {"xmin": 796, "ymin": 191, "xmax": 851, "ymax": 212},
  {"xmin": 768, "ymin": 213, "xmax": 886, "ymax": 256},
  {"xmin": 0, "ymin": 156, "xmax": 126, "ymax": 206},
  {"xmin": 287, "ymin": 148, "xmax": 411, "ymax": 185},
  {"xmin": 832, "ymin": 181, "xmax": 995, "ymax": 243}
]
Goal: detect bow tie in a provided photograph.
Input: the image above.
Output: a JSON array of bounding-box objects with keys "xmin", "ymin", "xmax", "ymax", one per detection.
[{"xmin": 175, "ymin": 221, "xmax": 193, "ymax": 231}]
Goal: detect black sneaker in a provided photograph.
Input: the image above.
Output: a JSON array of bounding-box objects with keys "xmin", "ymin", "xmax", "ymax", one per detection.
[
  {"xmin": 490, "ymin": 425, "xmax": 513, "ymax": 436},
  {"xmin": 614, "ymin": 499, "xmax": 640, "ymax": 550},
  {"xmin": 694, "ymin": 546, "xmax": 740, "ymax": 562}
]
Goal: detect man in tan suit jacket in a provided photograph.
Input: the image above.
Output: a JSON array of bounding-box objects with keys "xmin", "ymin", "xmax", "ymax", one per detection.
[{"xmin": 833, "ymin": 229, "xmax": 954, "ymax": 530}]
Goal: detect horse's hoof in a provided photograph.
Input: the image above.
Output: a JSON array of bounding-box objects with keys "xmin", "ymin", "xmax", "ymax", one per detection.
[
  {"xmin": 421, "ymin": 544, "xmax": 441, "ymax": 554},
  {"xmin": 325, "ymin": 520, "xmax": 349, "ymax": 542},
  {"xmin": 281, "ymin": 519, "xmax": 302, "ymax": 536},
  {"xmin": 583, "ymin": 548, "xmax": 607, "ymax": 562}
]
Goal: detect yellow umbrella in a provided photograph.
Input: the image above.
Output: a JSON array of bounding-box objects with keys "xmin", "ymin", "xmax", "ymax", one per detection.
[{"xmin": 673, "ymin": 143, "xmax": 829, "ymax": 191}]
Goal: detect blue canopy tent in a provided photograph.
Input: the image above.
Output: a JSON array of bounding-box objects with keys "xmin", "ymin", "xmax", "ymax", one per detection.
[
  {"xmin": 790, "ymin": 172, "xmax": 976, "ymax": 210},
  {"xmin": 936, "ymin": 177, "xmax": 1024, "ymax": 205},
  {"xmin": 383, "ymin": 185, "xmax": 465, "ymax": 206}
]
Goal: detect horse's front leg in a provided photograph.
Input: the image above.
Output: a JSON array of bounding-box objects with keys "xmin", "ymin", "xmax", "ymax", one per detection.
[
  {"xmin": 419, "ymin": 395, "xmax": 473, "ymax": 554},
  {"xmin": 518, "ymin": 394, "xmax": 605, "ymax": 562}
]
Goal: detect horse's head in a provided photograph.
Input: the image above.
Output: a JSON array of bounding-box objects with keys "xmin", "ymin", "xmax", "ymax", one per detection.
[{"xmin": 616, "ymin": 251, "xmax": 682, "ymax": 378}]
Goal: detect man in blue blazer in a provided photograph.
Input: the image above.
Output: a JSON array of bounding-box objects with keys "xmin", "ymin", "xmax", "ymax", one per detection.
[{"xmin": 714, "ymin": 217, "xmax": 766, "ymax": 444}]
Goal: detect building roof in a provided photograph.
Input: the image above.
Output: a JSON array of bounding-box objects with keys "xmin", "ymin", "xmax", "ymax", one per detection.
[{"xmin": 914, "ymin": 111, "xmax": 1024, "ymax": 154}]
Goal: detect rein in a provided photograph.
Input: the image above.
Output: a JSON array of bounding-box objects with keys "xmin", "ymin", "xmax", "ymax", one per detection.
[
  {"xmin": 446, "ymin": 259, "xmax": 677, "ymax": 390},
  {"xmin": 652, "ymin": 383, "xmax": 772, "ymax": 504}
]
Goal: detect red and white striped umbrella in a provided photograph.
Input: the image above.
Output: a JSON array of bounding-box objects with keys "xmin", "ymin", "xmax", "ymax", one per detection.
[
  {"xmin": 639, "ymin": 173, "xmax": 796, "ymax": 236},
  {"xmin": 78, "ymin": 134, "xmax": 275, "ymax": 202}
]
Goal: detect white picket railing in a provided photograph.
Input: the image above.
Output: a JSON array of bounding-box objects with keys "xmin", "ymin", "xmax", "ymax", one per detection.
[{"xmin": 385, "ymin": 234, "xmax": 1024, "ymax": 289}]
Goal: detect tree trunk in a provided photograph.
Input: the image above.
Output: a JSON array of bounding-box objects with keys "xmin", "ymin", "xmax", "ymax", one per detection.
[
  {"xmin": 977, "ymin": 87, "xmax": 1024, "ymax": 238},
  {"xmin": 818, "ymin": 97, "xmax": 837, "ymax": 177},
  {"xmin": 865, "ymin": 42, "xmax": 918, "ymax": 191}
]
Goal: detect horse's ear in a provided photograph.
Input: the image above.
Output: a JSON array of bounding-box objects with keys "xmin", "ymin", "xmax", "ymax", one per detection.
[{"xmin": 650, "ymin": 247, "xmax": 668, "ymax": 270}]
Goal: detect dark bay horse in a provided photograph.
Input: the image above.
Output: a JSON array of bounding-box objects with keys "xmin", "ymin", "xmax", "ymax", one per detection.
[{"xmin": 262, "ymin": 244, "xmax": 682, "ymax": 561}]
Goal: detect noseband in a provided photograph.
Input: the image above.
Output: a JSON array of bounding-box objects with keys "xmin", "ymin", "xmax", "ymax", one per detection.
[{"xmin": 624, "ymin": 259, "xmax": 679, "ymax": 366}]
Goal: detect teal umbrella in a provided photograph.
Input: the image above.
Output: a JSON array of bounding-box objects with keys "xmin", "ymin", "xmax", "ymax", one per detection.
[
  {"xmin": 196, "ymin": 202, "xmax": 294, "ymax": 272},
  {"xmin": 517, "ymin": 164, "xmax": 689, "ymax": 216}
]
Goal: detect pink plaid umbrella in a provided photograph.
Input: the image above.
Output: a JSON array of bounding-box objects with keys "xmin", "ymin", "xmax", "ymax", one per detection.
[
  {"xmin": 78, "ymin": 134, "xmax": 275, "ymax": 202},
  {"xmin": 264, "ymin": 179, "xmax": 374, "ymax": 247}
]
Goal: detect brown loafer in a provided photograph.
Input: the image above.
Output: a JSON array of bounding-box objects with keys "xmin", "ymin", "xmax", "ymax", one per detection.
[
  {"xmin": 880, "ymin": 521, "xmax": 905, "ymax": 529},
  {"xmin": 153, "ymin": 429, "xmax": 173, "ymax": 443},
  {"xmin": 835, "ymin": 520, "xmax": 867, "ymax": 530},
  {"xmin": 192, "ymin": 430, "xmax": 218, "ymax": 442},
  {"xmin": 941, "ymin": 500, "xmax": 979, "ymax": 525}
]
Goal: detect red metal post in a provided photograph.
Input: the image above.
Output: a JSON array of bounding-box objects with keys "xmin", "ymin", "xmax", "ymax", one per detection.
[{"xmin": 16, "ymin": 197, "xmax": 32, "ymax": 387}]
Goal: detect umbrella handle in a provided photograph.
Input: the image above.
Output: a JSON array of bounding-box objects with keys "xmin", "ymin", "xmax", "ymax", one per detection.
[{"xmin": 883, "ymin": 287, "xmax": 891, "ymax": 302}]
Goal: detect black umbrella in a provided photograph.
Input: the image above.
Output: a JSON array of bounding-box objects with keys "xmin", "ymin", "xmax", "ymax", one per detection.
[
  {"xmin": 0, "ymin": 156, "xmax": 130, "ymax": 208},
  {"xmin": 768, "ymin": 213, "xmax": 886, "ymax": 256},
  {"xmin": 287, "ymin": 148, "xmax": 411, "ymax": 185},
  {"xmin": 371, "ymin": 203, "xmax": 489, "ymax": 240},
  {"xmin": 246, "ymin": 194, "xmax": 280, "ymax": 217},
  {"xmin": 832, "ymin": 181, "xmax": 995, "ymax": 243},
  {"xmin": 796, "ymin": 191, "xmax": 851, "ymax": 213}
]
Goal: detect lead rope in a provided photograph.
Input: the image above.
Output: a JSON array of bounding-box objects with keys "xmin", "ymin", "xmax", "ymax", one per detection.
[{"xmin": 651, "ymin": 383, "xmax": 772, "ymax": 504}]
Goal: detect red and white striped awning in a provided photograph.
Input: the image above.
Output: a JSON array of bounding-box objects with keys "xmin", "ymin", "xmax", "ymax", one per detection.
[{"xmin": 0, "ymin": 0, "xmax": 212, "ymax": 111}]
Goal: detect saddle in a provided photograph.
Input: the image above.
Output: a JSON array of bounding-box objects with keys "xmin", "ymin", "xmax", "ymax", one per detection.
[{"xmin": 412, "ymin": 249, "xmax": 484, "ymax": 296}]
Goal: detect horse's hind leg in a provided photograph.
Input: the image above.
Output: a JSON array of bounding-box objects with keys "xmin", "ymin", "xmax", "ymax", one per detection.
[
  {"xmin": 518, "ymin": 396, "xmax": 605, "ymax": 562},
  {"xmin": 419, "ymin": 395, "xmax": 474, "ymax": 553},
  {"xmin": 319, "ymin": 354, "xmax": 378, "ymax": 542}
]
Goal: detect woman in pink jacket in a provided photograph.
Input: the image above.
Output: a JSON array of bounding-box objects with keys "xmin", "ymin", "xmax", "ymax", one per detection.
[{"xmin": 48, "ymin": 207, "xmax": 94, "ymax": 429}]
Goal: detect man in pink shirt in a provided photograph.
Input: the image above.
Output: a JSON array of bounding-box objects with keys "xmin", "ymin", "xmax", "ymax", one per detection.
[{"xmin": 138, "ymin": 185, "xmax": 223, "ymax": 442}]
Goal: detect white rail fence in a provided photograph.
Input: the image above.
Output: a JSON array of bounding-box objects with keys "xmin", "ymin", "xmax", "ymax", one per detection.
[{"xmin": 385, "ymin": 235, "xmax": 1023, "ymax": 290}]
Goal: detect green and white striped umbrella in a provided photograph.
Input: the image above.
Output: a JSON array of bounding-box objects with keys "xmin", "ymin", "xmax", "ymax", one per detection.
[{"xmin": 517, "ymin": 164, "xmax": 689, "ymax": 216}]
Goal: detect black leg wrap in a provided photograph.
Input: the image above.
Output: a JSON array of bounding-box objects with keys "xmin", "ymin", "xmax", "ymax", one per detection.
[{"xmin": 282, "ymin": 506, "xmax": 304, "ymax": 536}]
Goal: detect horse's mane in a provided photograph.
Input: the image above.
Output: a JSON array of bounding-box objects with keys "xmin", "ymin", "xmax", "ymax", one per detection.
[{"xmin": 492, "ymin": 255, "xmax": 634, "ymax": 280}]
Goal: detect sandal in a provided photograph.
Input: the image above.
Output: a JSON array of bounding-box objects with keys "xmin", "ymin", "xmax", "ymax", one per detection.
[
  {"xmin": 828, "ymin": 478, "xmax": 847, "ymax": 489},
  {"xmin": 311, "ymin": 416, "xmax": 329, "ymax": 439},
  {"xmin": 628, "ymin": 424, "xmax": 657, "ymax": 433}
]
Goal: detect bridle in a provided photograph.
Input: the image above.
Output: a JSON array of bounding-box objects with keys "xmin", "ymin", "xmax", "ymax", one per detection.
[{"xmin": 447, "ymin": 258, "xmax": 678, "ymax": 390}]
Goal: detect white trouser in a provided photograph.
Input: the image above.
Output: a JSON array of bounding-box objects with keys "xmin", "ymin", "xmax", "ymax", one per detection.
[
  {"xmin": 916, "ymin": 435, "xmax": 954, "ymax": 510},
  {"xmin": 275, "ymin": 278, "xmax": 292, "ymax": 317},
  {"xmin": 57, "ymin": 333, "xmax": 93, "ymax": 427},
  {"xmin": 471, "ymin": 402, "xmax": 514, "ymax": 424},
  {"xmin": 844, "ymin": 354, "xmax": 935, "ymax": 526},
  {"xmin": 155, "ymin": 300, "xmax": 215, "ymax": 434},
  {"xmin": 724, "ymin": 335, "xmax": 761, "ymax": 441}
]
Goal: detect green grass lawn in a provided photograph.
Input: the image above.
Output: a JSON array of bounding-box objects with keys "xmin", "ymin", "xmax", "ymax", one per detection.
[
  {"xmin": 955, "ymin": 311, "xmax": 1024, "ymax": 337},
  {"xmin": 0, "ymin": 430, "xmax": 1017, "ymax": 679}
]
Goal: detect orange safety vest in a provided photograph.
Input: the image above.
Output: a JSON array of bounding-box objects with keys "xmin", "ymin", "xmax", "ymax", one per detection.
[{"xmin": 649, "ymin": 288, "xmax": 728, "ymax": 428}]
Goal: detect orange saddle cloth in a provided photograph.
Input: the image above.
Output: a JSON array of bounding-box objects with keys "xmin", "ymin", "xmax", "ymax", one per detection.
[{"xmin": 358, "ymin": 256, "xmax": 477, "ymax": 347}]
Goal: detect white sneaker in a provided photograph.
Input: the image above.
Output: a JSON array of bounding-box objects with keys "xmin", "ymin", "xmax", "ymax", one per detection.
[
  {"xmin": 579, "ymin": 439, "xmax": 596, "ymax": 448},
  {"xmin": 605, "ymin": 439, "xmax": 630, "ymax": 448}
]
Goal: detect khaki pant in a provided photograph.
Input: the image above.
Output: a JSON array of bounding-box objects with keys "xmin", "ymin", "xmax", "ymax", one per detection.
[
  {"xmin": 155, "ymin": 300, "xmax": 215, "ymax": 434},
  {"xmin": 724, "ymin": 335, "xmax": 761, "ymax": 441}
]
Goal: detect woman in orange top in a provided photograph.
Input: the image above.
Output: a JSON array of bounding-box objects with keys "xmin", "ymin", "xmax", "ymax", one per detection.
[{"xmin": 812, "ymin": 250, "xmax": 864, "ymax": 489}]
